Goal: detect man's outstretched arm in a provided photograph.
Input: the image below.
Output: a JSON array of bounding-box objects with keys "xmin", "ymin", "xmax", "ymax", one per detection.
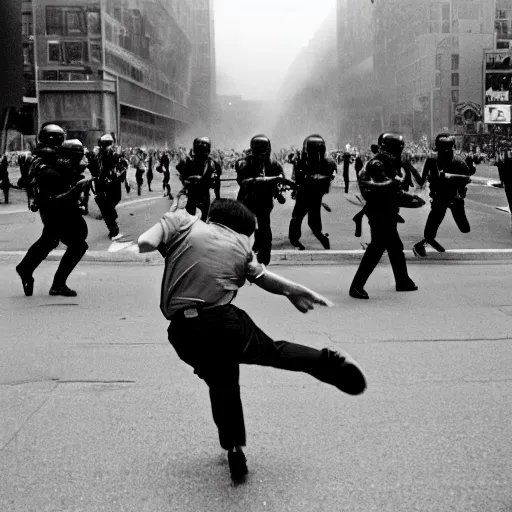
[
  {"xmin": 138, "ymin": 222, "xmax": 164, "ymax": 253},
  {"xmin": 252, "ymin": 267, "xmax": 334, "ymax": 313}
]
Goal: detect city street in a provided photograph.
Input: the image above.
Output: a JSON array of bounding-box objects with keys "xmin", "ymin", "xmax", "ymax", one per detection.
[
  {"xmin": 2, "ymin": 163, "xmax": 512, "ymax": 254},
  {"xmin": 1, "ymin": 262, "xmax": 511, "ymax": 511}
]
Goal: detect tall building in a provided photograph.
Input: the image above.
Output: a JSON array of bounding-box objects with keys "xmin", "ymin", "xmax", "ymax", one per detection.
[
  {"xmin": 272, "ymin": 12, "xmax": 338, "ymax": 149},
  {"xmin": 336, "ymin": 0, "xmax": 377, "ymax": 148},
  {"xmin": 190, "ymin": 0, "xmax": 216, "ymax": 131},
  {"xmin": 337, "ymin": 0, "xmax": 496, "ymax": 145},
  {"xmin": 29, "ymin": 0, "xmax": 215, "ymax": 149}
]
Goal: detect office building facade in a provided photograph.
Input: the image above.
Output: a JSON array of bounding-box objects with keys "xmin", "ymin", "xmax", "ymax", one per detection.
[{"xmin": 28, "ymin": 0, "xmax": 214, "ymax": 149}]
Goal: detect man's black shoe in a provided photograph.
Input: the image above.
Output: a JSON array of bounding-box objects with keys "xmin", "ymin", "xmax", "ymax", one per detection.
[
  {"xmin": 228, "ymin": 448, "xmax": 248, "ymax": 482},
  {"xmin": 349, "ymin": 285, "xmax": 369, "ymax": 300},
  {"xmin": 426, "ymin": 239, "xmax": 445, "ymax": 253},
  {"xmin": 396, "ymin": 281, "xmax": 418, "ymax": 292},
  {"xmin": 412, "ymin": 241, "xmax": 427, "ymax": 258},
  {"xmin": 49, "ymin": 284, "xmax": 77, "ymax": 297},
  {"xmin": 290, "ymin": 239, "xmax": 306, "ymax": 251},
  {"xmin": 16, "ymin": 266, "xmax": 34, "ymax": 297},
  {"xmin": 321, "ymin": 348, "xmax": 367, "ymax": 395}
]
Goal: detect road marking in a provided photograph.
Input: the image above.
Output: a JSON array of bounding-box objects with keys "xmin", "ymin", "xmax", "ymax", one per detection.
[
  {"xmin": 108, "ymin": 241, "xmax": 136, "ymax": 252},
  {"xmin": 117, "ymin": 196, "xmax": 167, "ymax": 209},
  {"xmin": 0, "ymin": 208, "xmax": 31, "ymax": 215}
]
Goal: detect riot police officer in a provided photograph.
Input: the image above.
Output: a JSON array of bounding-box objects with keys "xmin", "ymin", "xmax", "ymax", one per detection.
[
  {"xmin": 288, "ymin": 135, "xmax": 336, "ymax": 250},
  {"xmin": 15, "ymin": 124, "xmax": 91, "ymax": 297},
  {"xmin": 236, "ymin": 135, "xmax": 285, "ymax": 265},
  {"xmin": 88, "ymin": 133, "xmax": 129, "ymax": 239},
  {"xmin": 349, "ymin": 133, "xmax": 417, "ymax": 300},
  {"xmin": 176, "ymin": 137, "xmax": 222, "ymax": 220},
  {"xmin": 412, "ymin": 133, "xmax": 474, "ymax": 257}
]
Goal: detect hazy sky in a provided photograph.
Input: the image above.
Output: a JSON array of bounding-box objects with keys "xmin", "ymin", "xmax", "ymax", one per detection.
[{"xmin": 214, "ymin": 0, "xmax": 335, "ymax": 102}]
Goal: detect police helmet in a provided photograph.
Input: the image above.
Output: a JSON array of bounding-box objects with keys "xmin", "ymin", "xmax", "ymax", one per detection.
[
  {"xmin": 303, "ymin": 134, "xmax": 326, "ymax": 158},
  {"xmin": 250, "ymin": 135, "xmax": 271, "ymax": 157},
  {"xmin": 38, "ymin": 123, "xmax": 66, "ymax": 148},
  {"xmin": 193, "ymin": 136, "xmax": 211, "ymax": 156},
  {"xmin": 59, "ymin": 139, "xmax": 85, "ymax": 161},
  {"xmin": 434, "ymin": 132, "xmax": 455, "ymax": 152},
  {"xmin": 378, "ymin": 133, "xmax": 405, "ymax": 158},
  {"xmin": 98, "ymin": 133, "xmax": 115, "ymax": 148}
]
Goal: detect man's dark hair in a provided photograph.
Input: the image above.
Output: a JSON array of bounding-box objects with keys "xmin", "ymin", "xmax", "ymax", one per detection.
[{"xmin": 208, "ymin": 198, "xmax": 256, "ymax": 237}]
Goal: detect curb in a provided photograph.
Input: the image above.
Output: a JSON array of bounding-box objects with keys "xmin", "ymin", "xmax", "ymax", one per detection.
[{"xmin": 2, "ymin": 249, "xmax": 512, "ymax": 265}]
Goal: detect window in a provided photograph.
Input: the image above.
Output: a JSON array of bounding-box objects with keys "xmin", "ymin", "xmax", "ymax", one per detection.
[
  {"xmin": 41, "ymin": 70, "xmax": 58, "ymax": 80},
  {"xmin": 497, "ymin": 10, "xmax": 508, "ymax": 20},
  {"xmin": 451, "ymin": 90, "xmax": 459, "ymax": 104},
  {"xmin": 105, "ymin": 22, "xmax": 113, "ymax": 42},
  {"xmin": 435, "ymin": 72, "xmax": 441, "ymax": 88},
  {"xmin": 46, "ymin": 7, "xmax": 87, "ymax": 36},
  {"xmin": 48, "ymin": 42, "xmax": 60, "ymax": 62},
  {"xmin": 87, "ymin": 11, "xmax": 101, "ymax": 35},
  {"xmin": 63, "ymin": 42, "xmax": 88, "ymax": 63},
  {"xmin": 436, "ymin": 54, "xmax": 442, "ymax": 70},
  {"xmin": 451, "ymin": 72, "xmax": 459, "ymax": 87},
  {"xmin": 66, "ymin": 9, "xmax": 86, "ymax": 34},
  {"xmin": 22, "ymin": 14, "xmax": 33, "ymax": 36},
  {"xmin": 22, "ymin": 46, "xmax": 32, "ymax": 66},
  {"xmin": 90, "ymin": 41, "xmax": 102, "ymax": 63},
  {"xmin": 451, "ymin": 54, "xmax": 459, "ymax": 70},
  {"xmin": 46, "ymin": 7, "xmax": 64, "ymax": 35}
]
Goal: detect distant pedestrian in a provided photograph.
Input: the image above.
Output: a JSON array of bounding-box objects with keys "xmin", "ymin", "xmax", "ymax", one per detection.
[{"xmin": 0, "ymin": 153, "xmax": 11, "ymax": 204}]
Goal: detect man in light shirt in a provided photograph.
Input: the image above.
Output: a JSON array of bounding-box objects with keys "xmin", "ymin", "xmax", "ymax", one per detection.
[{"xmin": 138, "ymin": 198, "xmax": 366, "ymax": 483}]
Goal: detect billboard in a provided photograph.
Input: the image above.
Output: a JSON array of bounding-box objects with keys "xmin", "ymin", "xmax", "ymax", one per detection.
[{"xmin": 484, "ymin": 105, "xmax": 512, "ymax": 124}]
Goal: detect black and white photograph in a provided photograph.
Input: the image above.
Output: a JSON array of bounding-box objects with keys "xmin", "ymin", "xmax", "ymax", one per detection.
[{"xmin": 1, "ymin": 0, "xmax": 511, "ymax": 511}]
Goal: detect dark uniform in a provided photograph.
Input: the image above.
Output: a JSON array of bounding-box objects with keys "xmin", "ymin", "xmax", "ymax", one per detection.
[
  {"xmin": 16, "ymin": 126, "xmax": 90, "ymax": 297},
  {"xmin": 342, "ymin": 150, "xmax": 353, "ymax": 193},
  {"xmin": 412, "ymin": 133, "xmax": 474, "ymax": 257},
  {"xmin": 236, "ymin": 135, "xmax": 284, "ymax": 266},
  {"xmin": 176, "ymin": 137, "xmax": 222, "ymax": 221},
  {"xmin": 159, "ymin": 152, "xmax": 172, "ymax": 198},
  {"xmin": 350, "ymin": 133, "xmax": 417, "ymax": 300},
  {"xmin": 0, "ymin": 154, "xmax": 10, "ymax": 204},
  {"xmin": 288, "ymin": 135, "xmax": 335, "ymax": 250},
  {"xmin": 147, "ymin": 152, "xmax": 154, "ymax": 192},
  {"xmin": 88, "ymin": 133, "xmax": 129, "ymax": 239}
]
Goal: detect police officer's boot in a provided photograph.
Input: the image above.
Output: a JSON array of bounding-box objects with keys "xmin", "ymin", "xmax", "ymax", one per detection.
[
  {"xmin": 412, "ymin": 239, "xmax": 427, "ymax": 258},
  {"xmin": 290, "ymin": 239, "xmax": 306, "ymax": 251},
  {"xmin": 315, "ymin": 232, "xmax": 330, "ymax": 250},
  {"xmin": 426, "ymin": 238, "xmax": 445, "ymax": 252}
]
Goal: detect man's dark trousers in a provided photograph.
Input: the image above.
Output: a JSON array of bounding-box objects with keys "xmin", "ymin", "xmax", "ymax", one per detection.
[{"xmin": 168, "ymin": 304, "xmax": 364, "ymax": 451}]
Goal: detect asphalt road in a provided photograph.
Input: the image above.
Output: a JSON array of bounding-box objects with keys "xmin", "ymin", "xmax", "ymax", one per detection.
[{"xmin": 1, "ymin": 261, "xmax": 511, "ymax": 511}]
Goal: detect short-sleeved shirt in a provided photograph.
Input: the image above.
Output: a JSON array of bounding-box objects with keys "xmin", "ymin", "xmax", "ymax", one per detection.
[{"xmin": 159, "ymin": 209, "xmax": 265, "ymax": 320}]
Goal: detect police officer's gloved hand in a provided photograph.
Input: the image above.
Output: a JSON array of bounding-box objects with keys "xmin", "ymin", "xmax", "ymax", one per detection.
[{"xmin": 276, "ymin": 193, "xmax": 286, "ymax": 205}]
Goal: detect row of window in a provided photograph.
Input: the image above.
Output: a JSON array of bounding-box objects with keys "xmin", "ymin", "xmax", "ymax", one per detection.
[
  {"xmin": 104, "ymin": 20, "xmax": 150, "ymax": 60},
  {"xmin": 435, "ymin": 54, "xmax": 460, "ymax": 71},
  {"xmin": 48, "ymin": 41, "xmax": 102, "ymax": 65},
  {"xmin": 105, "ymin": 50, "xmax": 143, "ymax": 83},
  {"xmin": 104, "ymin": 49, "xmax": 186, "ymax": 104},
  {"xmin": 46, "ymin": 7, "xmax": 100, "ymax": 37},
  {"xmin": 39, "ymin": 70, "xmax": 103, "ymax": 81}
]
